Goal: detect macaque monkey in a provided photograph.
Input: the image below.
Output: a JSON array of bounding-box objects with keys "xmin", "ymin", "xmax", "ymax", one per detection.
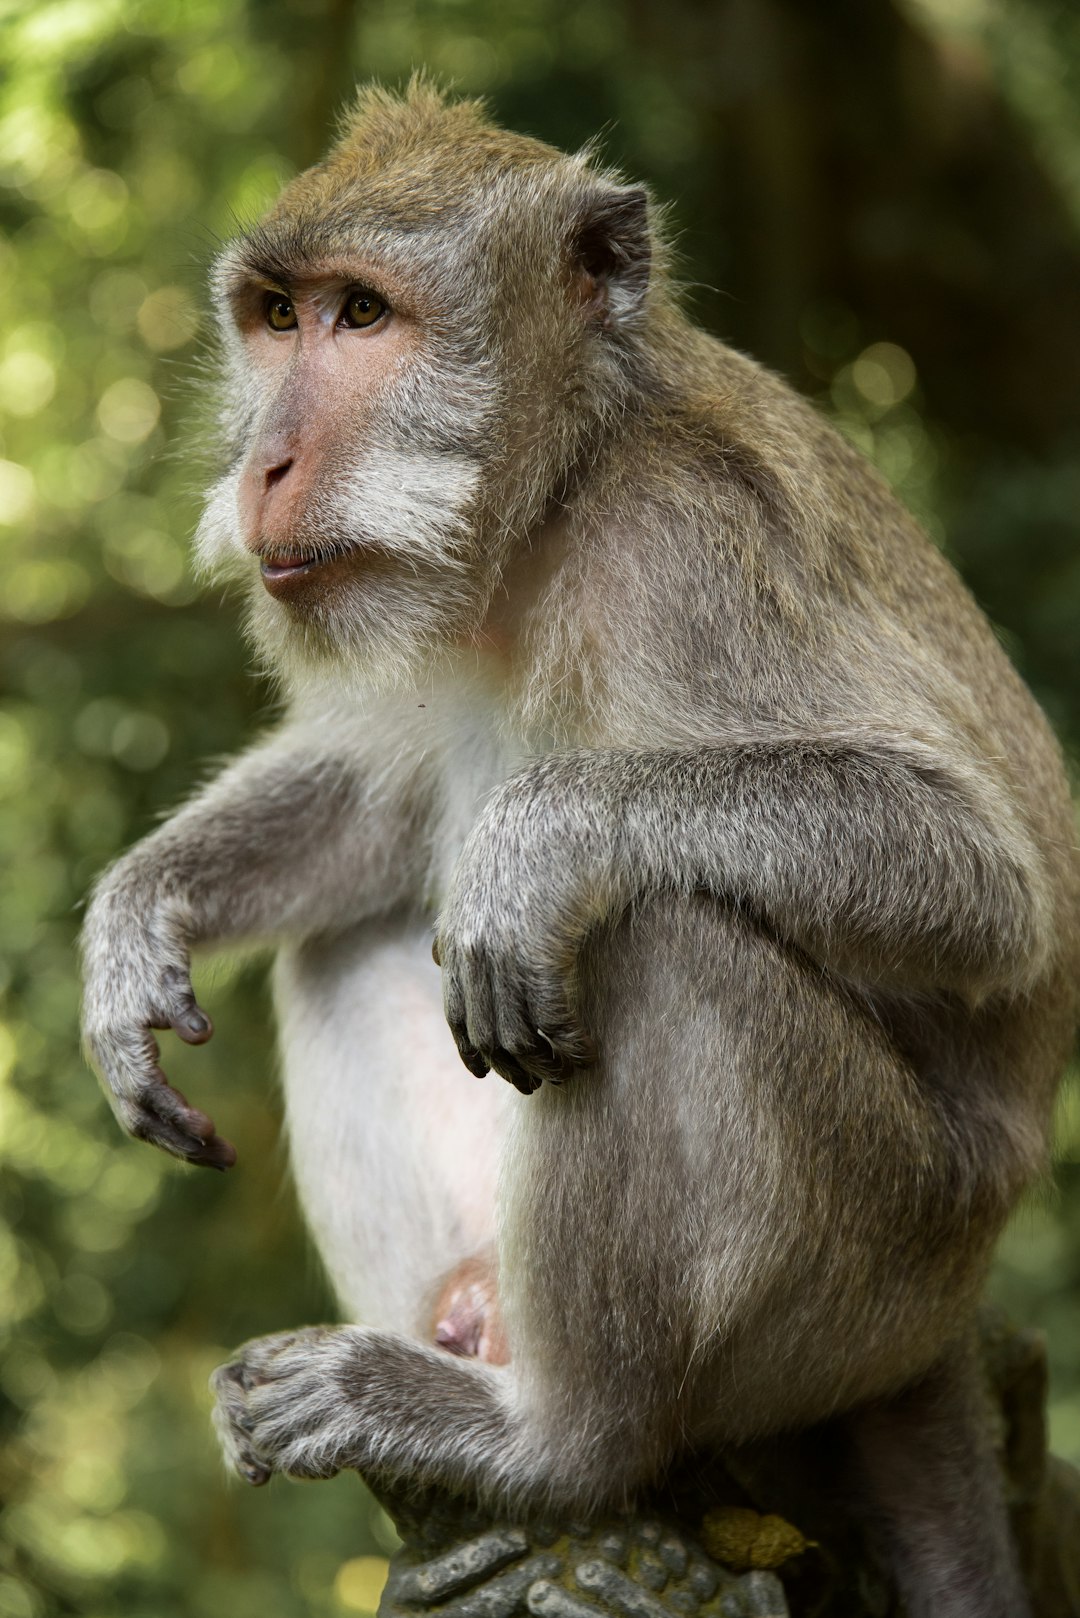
[{"xmin": 81, "ymin": 81, "xmax": 1079, "ymax": 1618}]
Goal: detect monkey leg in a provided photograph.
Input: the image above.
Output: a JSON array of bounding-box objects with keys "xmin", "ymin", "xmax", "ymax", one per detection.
[
  {"xmin": 501, "ymin": 892, "xmax": 1030, "ymax": 1571},
  {"xmin": 211, "ymin": 1325, "xmax": 512, "ymax": 1492},
  {"xmin": 209, "ymin": 1321, "xmax": 1029, "ymax": 1618},
  {"xmin": 495, "ymin": 892, "xmax": 1013, "ymax": 1454},
  {"xmin": 846, "ymin": 1338, "xmax": 1031, "ymax": 1618}
]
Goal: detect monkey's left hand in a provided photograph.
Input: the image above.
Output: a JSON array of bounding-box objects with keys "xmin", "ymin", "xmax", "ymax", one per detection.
[{"xmin": 434, "ymin": 776, "xmax": 605, "ymax": 1093}]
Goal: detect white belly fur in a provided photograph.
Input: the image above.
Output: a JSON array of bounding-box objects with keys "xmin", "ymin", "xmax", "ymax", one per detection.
[{"xmin": 274, "ymin": 914, "xmax": 506, "ymax": 1335}]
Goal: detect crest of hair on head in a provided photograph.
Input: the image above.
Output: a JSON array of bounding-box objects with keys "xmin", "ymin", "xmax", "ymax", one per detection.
[{"xmin": 334, "ymin": 74, "xmax": 494, "ymax": 158}]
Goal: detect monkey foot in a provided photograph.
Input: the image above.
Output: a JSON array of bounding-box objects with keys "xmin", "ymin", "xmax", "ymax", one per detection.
[{"xmin": 211, "ymin": 1326, "xmax": 361, "ymax": 1486}]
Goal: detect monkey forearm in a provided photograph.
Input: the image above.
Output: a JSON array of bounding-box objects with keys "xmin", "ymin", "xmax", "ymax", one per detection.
[
  {"xmin": 81, "ymin": 733, "xmax": 428, "ymax": 1164},
  {"xmin": 89, "ymin": 737, "xmax": 425, "ymax": 951},
  {"xmin": 489, "ymin": 741, "xmax": 1050, "ymax": 1000}
]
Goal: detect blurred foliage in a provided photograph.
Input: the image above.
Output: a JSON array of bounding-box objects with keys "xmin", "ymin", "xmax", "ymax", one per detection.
[{"xmin": 0, "ymin": 0, "xmax": 1078, "ymax": 1612}]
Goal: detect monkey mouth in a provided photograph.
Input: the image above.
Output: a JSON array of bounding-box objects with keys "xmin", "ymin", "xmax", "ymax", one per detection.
[
  {"xmin": 258, "ymin": 548, "xmax": 347, "ymax": 597},
  {"xmin": 261, "ymin": 554, "xmax": 320, "ymax": 580}
]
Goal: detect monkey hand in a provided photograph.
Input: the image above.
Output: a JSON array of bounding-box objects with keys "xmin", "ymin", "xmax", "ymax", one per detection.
[
  {"xmin": 80, "ymin": 872, "xmax": 236, "ymax": 1169},
  {"xmin": 434, "ymin": 785, "xmax": 604, "ymax": 1093}
]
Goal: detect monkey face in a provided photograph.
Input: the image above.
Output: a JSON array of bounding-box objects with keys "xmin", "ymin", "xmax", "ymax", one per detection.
[{"xmin": 195, "ymin": 86, "xmax": 651, "ymax": 691}]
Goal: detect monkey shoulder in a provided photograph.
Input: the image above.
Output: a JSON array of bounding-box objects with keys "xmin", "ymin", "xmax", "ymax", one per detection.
[{"xmin": 571, "ymin": 355, "xmax": 1067, "ymax": 800}]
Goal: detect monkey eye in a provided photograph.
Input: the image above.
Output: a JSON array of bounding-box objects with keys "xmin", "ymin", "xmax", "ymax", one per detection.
[
  {"xmin": 339, "ymin": 290, "xmax": 386, "ymax": 329},
  {"xmin": 265, "ymin": 294, "xmax": 297, "ymax": 332}
]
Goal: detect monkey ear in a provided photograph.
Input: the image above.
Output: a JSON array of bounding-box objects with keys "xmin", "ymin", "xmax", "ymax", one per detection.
[{"xmin": 571, "ymin": 185, "xmax": 651, "ymax": 330}]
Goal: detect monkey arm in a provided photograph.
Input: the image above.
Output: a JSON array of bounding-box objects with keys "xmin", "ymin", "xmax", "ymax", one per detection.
[
  {"xmin": 81, "ymin": 726, "xmax": 430, "ymax": 1165},
  {"xmin": 435, "ymin": 736, "xmax": 1052, "ymax": 1090}
]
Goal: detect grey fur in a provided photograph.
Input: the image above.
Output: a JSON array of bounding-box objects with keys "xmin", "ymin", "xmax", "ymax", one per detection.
[{"xmin": 80, "ymin": 81, "xmax": 1079, "ymax": 1618}]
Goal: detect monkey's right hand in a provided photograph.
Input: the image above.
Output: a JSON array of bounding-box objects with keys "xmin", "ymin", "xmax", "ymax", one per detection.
[{"xmin": 80, "ymin": 874, "xmax": 236, "ymax": 1170}]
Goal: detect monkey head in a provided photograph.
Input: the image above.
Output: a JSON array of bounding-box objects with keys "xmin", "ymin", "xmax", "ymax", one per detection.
[{"xmin": 195, "ymin": 80, "xmax": 655, "ymax": 690}]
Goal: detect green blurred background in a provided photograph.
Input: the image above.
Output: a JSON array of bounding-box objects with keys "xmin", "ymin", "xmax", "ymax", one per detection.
[{"xmin": 1, "ymin": 0, "xmax": 1078, "ymax": 1612}]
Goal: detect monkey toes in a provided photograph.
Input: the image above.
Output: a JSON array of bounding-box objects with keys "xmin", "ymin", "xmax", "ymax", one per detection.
[{"xmin": 211, "ymin": 1327, "xmax": 362, "ymax": 1486}]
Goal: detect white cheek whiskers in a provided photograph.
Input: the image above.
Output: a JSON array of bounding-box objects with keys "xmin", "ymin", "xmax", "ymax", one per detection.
[
  {"xmin": 193, "ymin": 476, "xmax": 247, "ymax": 580},
  {"xmin": 328, "ymin": 449, "xmax": 482, "ymax": 565}
]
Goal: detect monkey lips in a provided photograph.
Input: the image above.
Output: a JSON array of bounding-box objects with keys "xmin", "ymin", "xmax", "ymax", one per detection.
[
  {"xmin": 258, "ymin": 549, "xmax": 349, "ymax": 597},
  {"xmin": 261, "ymin": 553, "xmax": 316, "ymax": 579}
]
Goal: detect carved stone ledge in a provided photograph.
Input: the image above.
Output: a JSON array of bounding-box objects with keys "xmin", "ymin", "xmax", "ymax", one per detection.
[
  {"xmin": 370, "ymin": 1315, "xmax": 1080, "ymax": 1618},
  {"xmin": 375, "ymin": 1493, "xmax": 790, "ymax": 1618}
]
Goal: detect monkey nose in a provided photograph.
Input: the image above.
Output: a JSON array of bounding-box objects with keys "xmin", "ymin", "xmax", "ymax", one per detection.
[{"xmin": 238, "ymin": 450, "xmax": 299, "ymax": 550}]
